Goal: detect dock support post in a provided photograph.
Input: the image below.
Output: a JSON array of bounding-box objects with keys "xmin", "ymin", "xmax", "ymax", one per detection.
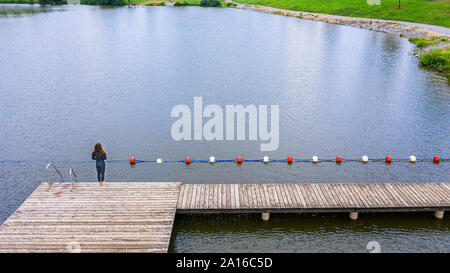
[
  {"xmin": 349, "ymin": 212, "xmax": 358, "ymax": 220},
  {"xmin": 262, "ymin": 211, "xmax": 270, "ymax": 221},
  {"xmin": 434, "ymin": 211, "xmax": 444, "ymax": 220}
]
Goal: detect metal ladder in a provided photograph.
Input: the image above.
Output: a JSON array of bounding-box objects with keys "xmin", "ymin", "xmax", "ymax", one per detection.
[{"xmin": 46, "ymin": 163, "xmax": 78, "ymax": 192}]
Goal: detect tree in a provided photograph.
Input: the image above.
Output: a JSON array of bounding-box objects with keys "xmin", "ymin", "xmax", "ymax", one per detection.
[
  {"xmin": 39, "ymin": 0, "xmax": 67, "ymax": 4},
  {"xmin": 200, "ymin": 0, "xmax": 222, "ymax": 7}
]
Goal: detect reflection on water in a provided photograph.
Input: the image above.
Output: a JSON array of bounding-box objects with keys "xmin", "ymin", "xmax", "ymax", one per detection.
[
  {"xmin": 170, "ymin": 213, "xmax": 450, "ymax": 253},
  {"xmin": 0, "ymin": 5, "xmax": 449, "ymax": 252},
  {"xmin": 0, "ymin": 4, "xmax": 66, "ymax": 16}
]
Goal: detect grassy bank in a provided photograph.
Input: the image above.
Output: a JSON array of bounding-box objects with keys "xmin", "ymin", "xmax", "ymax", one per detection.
[
  {"xmin": 409, "ymin": 37, "xmax": 449, "ymax": 48},
  {"xmin": 234, "ymin": 0, "xmax": 450, "ymax": 27},
  {"xmin": 419, "ymin": 47, "xmax": 450, "ymax": 80}
]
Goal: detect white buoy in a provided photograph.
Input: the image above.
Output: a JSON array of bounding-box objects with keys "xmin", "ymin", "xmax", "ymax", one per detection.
[
  {"xmin": 262, "ymin": 212, "xmax": 270, "ymax": 221},
  {"xmin": 434, "ymin": 211, "xmax": 444, "ymax": 219},
  {"xmin": 156, "ymin": 158, "xmax": 162, "ymax": 164},
  {"xmin": 209, "ymin": 156, "xmax": 215, "ymax": 163},
  {"xmin": 312, "ymin": 156, "xmax": 319, "ymax": 163},
  {"xmin": 263, "ymin": 156, "xmax": 269, "ymax": 163},
  {"xmin": 349, "ymin": 212, "xmax": 358, "ymax": 220},
  {"xmin": 409, "ymin": 155, "xmax": 416, "ymax": 163},
  {"xmin": 362, "ymin": 156, "xmax": 369, "ymax": 163}
]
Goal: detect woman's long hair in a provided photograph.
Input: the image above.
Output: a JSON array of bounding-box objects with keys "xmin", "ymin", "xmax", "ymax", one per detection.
[{"xmin": 92, "ymin": 142, "xmax": 107, "ymax": 157}]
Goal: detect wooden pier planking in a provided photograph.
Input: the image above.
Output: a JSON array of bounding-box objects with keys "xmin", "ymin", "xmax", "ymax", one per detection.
[
  {"xmin": 177, "ymin": 183, "xmax": 450, "ymax": 213},
  {"xmin": 0, "ymin": 182, "xmax": 448, "ymax": 253},
  {"xmin": 0, "ymin": 182, "xmax": 181, "ymax": 253}
]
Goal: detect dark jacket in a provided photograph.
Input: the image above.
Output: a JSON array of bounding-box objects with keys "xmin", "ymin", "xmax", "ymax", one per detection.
[{"xmin": 92, "ymin": 153, "xmax": 107, "ymax": 166}]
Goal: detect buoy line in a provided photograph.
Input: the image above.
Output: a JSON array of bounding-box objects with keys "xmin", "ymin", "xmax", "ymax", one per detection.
[{"xmin": 120, "ymin": 155, "xmax": 447, "ymax": 165}]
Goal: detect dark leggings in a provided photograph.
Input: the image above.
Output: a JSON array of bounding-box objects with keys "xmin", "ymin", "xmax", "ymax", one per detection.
[{"xmin": 96, "ymin": 164, "xmax": 105, "ymax": 182}]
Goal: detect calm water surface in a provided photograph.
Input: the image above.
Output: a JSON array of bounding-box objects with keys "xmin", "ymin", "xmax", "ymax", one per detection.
[{"xmin": 0, "ymin": 5, "xmax": 449, "ymax": 252}]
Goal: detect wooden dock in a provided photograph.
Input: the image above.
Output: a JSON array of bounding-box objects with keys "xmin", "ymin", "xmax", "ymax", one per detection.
[
  {"xmin": 0, "ymin": 182, "xmax": 448, "ymax": 253},
  {"xmin": 0, "ymin": 182, "xmax": 181, "ymax": 253},
  {"xmin": 177, "ymin": 183, "xmax": 450, "ymax": 213}
]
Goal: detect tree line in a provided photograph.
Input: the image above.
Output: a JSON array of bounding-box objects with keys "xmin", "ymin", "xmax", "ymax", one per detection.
[
  {"xmin": 81, "ymin": 0, "xmax": 125, "ymax": 5},
  {"xmin": 36, "ymin": 0, "xmax": 126, "ymax": 5}
]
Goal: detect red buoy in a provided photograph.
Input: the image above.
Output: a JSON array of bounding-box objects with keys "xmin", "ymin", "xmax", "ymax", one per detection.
[
  {"xmin": 130, "ymin": 156, "xmax": 136, "ymax": 164},
  {"xmin": 433, "ymin": 156, "xmax": 440, "ymax": 163},
  {"xmin": 185, "ymin": 156, "xmax": 191, "ymax": 164},
  {"xmin": 386, "ymin": 156, "xmax": 392, "ymax": 163},
  {"xmin": 236, "ymin": 156, "xmax": 242, "ymax": 164},
  {"xmin": 336, "ymin": 156, "xmax": 342, "ymax": 163},
  {"xmin": 287, "ymin": 156, "xmax": 293, "ymax": 164}
]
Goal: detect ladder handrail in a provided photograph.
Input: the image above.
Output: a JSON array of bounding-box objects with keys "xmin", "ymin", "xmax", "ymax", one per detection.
[
  {"xmin": 46, "ymin": 163, "xmax": 64, "ymax": 191},
  {"xmin": 69, "ymin": 168, "xmax": 78, "ymax": 192}
]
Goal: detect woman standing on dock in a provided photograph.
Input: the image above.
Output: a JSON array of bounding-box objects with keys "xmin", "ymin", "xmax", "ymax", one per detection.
[{"xmin": 92, "ymin": 142, "xmax": 107, "ymax": 186}]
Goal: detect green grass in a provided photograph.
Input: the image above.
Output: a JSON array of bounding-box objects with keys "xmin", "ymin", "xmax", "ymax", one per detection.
[
  {"xmin": 233, "ymin": 0, "xmax": 450, "ymax": 27},
  {"xmin": 409, "ymin": 37, "xmax": 449, "ymax": 48},
  {"xmin": 174, "ymin": 0, "xmax": 200, "ymax": 5},
  {"xmin": 419, "ymin": 47, "xmax": 450, "ymax": 80}
]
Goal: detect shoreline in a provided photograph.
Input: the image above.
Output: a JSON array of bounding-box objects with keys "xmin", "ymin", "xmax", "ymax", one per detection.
[
  {"xmin": 230, "ymin": 2, "xmax": 450, "ymax": 40},
  {"xmin": 2, "ymin": 1, "xmax": 450, "ymax": 39}
]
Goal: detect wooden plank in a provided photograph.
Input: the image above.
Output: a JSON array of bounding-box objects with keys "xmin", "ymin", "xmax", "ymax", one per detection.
[
  {"xmin": 391, "ymin": 184, "xmax": 417, "ymax": 207},
  {"xmin": 238, "ymin": 184, "xmax": 244, "ymax": 209},
  {"xmin": 176, "ymin": 183, "xmax": 449, "ymax": 212},
  {"xmin": 229, "ymin": 184, "xmax": 235, "ymax": 209},
  {"xmin": 261, "ymin": 184, "xmax": 270, "ymax": 207},
  {"xmin": 375, "ymin": 183, "xmax": 400, "ymax": 207},
  {"xmin": 254, "ymin": 185, "xmax": 262, "ymax": 208},
  {"xmin": 277, "ymin": 184, "xmax": 289, "ymax": 207},
  {"xmin": 364, "ymin": 183, "xmax": 386, "ymax": 207},
  {"xmin": 197, "ymin": 185, "xmax": 204, "ymax": 209},
  {"xmin": 212, "ymin": 184, "xmax": 218, "ymax": 209},
  {"xmin": 203, "ymin": 184, "xmax": 209, "ymax": 209},
  {"xmin": 311, "ymin": 184, "xmax": 326, "ymax": 208},
  {"xmin": 318, "ymin": 184, "xmax": 336, "ymax": 207},
  {"xmin": 287, "ymin": 184, "xmax": 299, "ymax": 206},
  {"xmin": 396, "ymin": 183, "xmax": 425, "ymax": 206},
  {"xmin": 297, "ymin": 184, "xmax": 311, "ymax": 208},
  {"xmin": 284, "ymin": 184, "xmax": 295, "ymax": 207},
  {"xmin": 245, "ymin": 184, "xmax": 252, "ymax": 208},
  {"xmin": 186, "ymin": 184, "xmax": 195, "ymax": 208},
  {"xmin": 385, "ymin": 184, "xmax": 409, "ymax": 206},
  {"xmin": 283, "ymin": 184, "xmax": 295, "ymax": 208},
  {"xmin": 226, "ymin": 184, "xmax": 231, "ymax": 208},
  {"xmin": 422, "ymin": 183, "xmax": 447, "ymax": 205},
  {"xmin": 255, "ymin": 184, "xmax": 265, "ymax": 208},
  {"xmin": 342, "ymin": 183, "xmax": 358, "ymax": 207},
  {"xmin": 402, "ymin": 183, "xmax": 428, "ymax": 206},
  {"xmin": 267, "ymin": 184, "xmax": 279, "ymax": 208},
  {"xmin": 274, "ymin": 184, "xmax": 283, "ymax": 208},
  {"xmin": 331, "ymin": 184, "xmax": 349, "ymax": 207},
  {"xmin": 350, "ymin": 183, "xmax": 370, "ymax": 207},
  {"xmin": 0, "ymin": 182, "xmax": 181, "ymax": 253},
  {"xmin": 293, "ymin": 184, "xmax": 307, "ymax": 208},
  {"xmin": 234, "ymin": 184, "xmax": 240, "ymax": 209}
]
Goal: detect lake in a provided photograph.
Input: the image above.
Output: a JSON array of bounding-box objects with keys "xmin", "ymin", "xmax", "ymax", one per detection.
[{"xmin": 0, "ymin": 4, "xmax": 449, "ymax": 252}]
